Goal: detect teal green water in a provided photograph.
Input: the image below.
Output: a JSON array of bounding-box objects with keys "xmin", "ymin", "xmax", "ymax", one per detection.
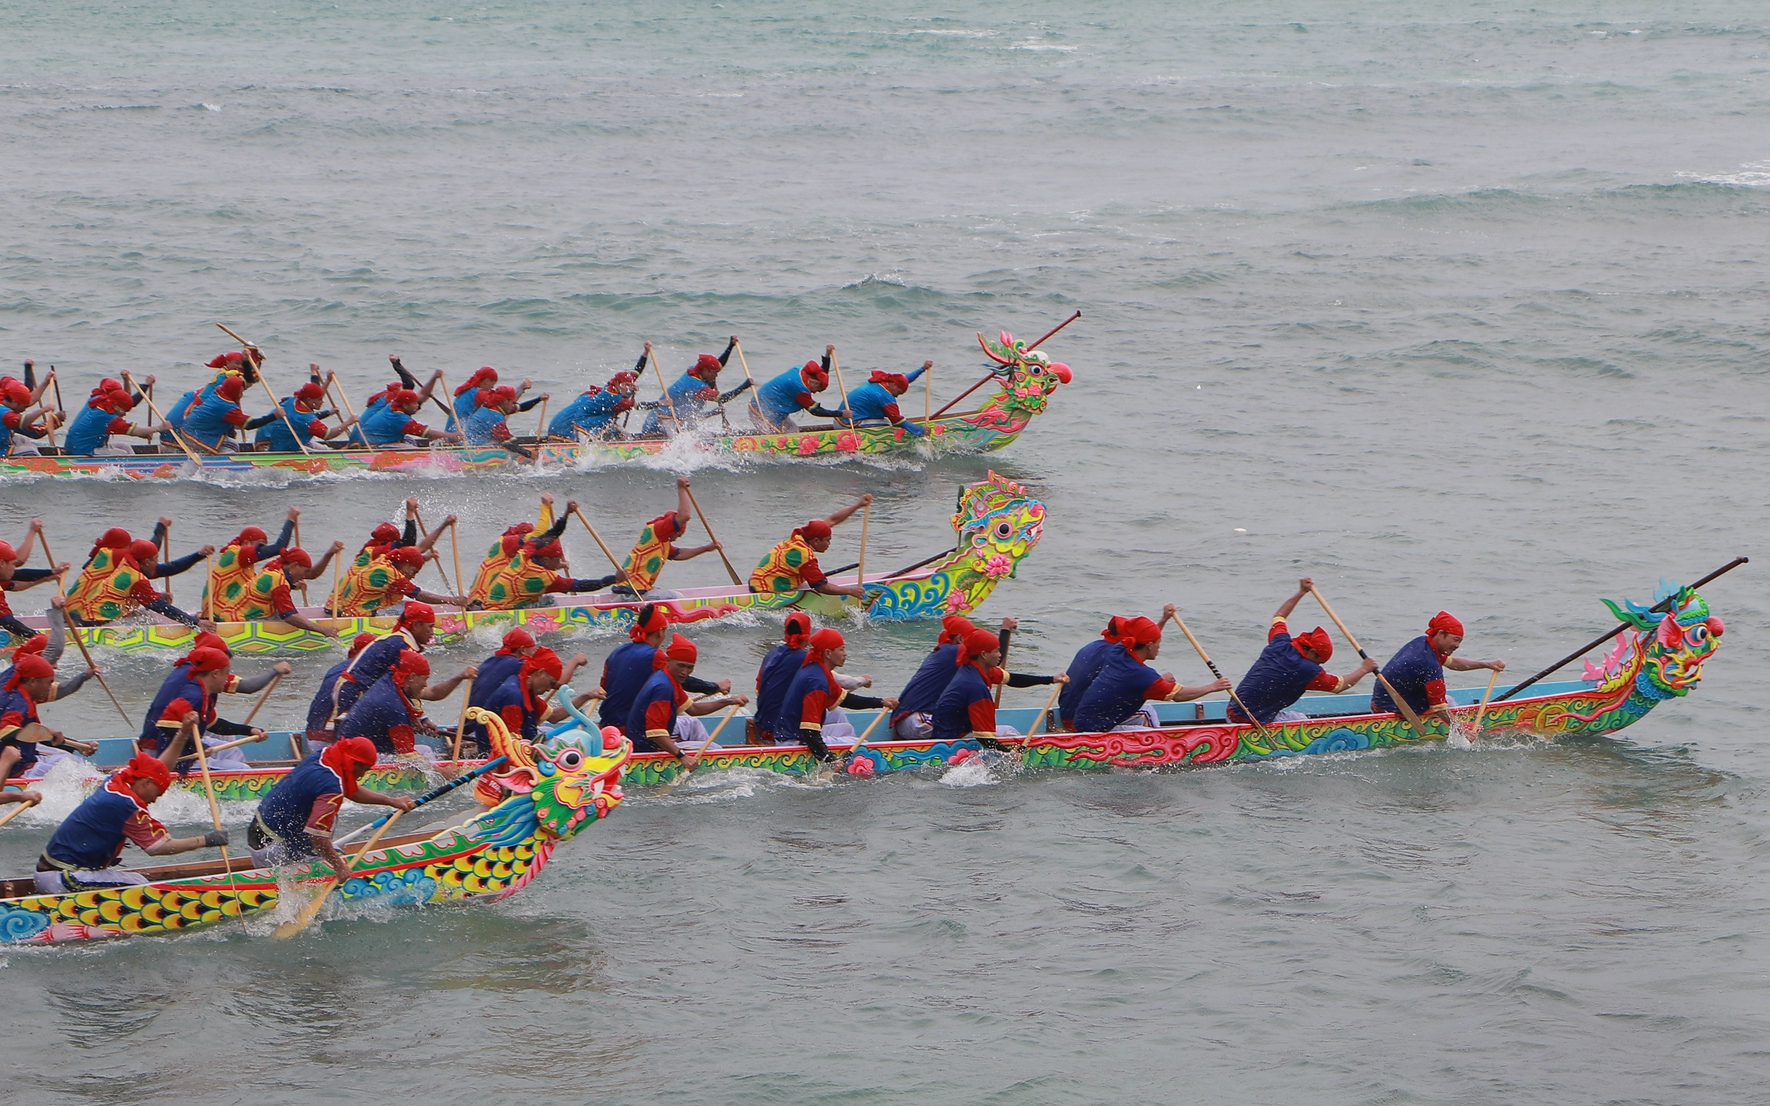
[{"xmin": 1, "ymin": 4, "xmax": 1767, "ymax": 1103}]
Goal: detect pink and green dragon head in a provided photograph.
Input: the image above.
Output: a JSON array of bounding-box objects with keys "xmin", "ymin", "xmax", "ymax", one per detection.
[
  {"xmin": 1587, "ymin": 583, "xmax": 1724, "ymax": 705},
  {"xmin": 941, "ymin": 471, "xmax": 1045, "ymax": 612},
  {"xmin": 467, "ymin": 697, "xmax": 628, "ymax": 841},
  {"xmin": 976, "ymin": 330, "xmax": 1072, "ymax": 417}
]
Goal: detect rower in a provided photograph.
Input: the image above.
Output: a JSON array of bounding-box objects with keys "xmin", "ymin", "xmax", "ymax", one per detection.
[
  {"xmin": 748, "ymin": 495, "xmax": 873, "ymax": 600},
  {"xmin": 335, "ymin": 648, "xmax": 474, "ymax": 762},
  {"xmin": 450, "ymin": 366, "xmax": 526, "ymax": 431},
  {"xmin": 467, "ymin": 494, "xmax": 574, "ymax": 608},
  {"xmin": 0, "ymin": 520, "xmax": 69, "ymax": 643},
  {"xmin": 931, "ymin": 628, "xmax": 1067, "ymax": 744},
  {"xmin": 304, "ymin": 632, "xmax": 377, "ymax": 749},
  {"xmin": 615, "ymin": 476, "xmax": 722, "ymax": 599},
  {"xmin": 0, "ymin": 654, "xmax": 100, "ymax": 807},
  {"xmin": 64, "ymin": 521, "xmax": 213, "ymax": 627},
  {"xmin": 843, "ymin": 363, "xmax": 930, "ymax": 438},
  {"xmin": 1070, "ymin": 616, "xmax": 1230, "ymax": 732},
  {"xmin": 482, "ymin": 646, "xmax": 598, "ymax": 744},
  {"xmin": 1371, "ymin": 611, "xmax": 1505, "ymax": 720},
  {"xmin": 244, "ymin": 372, "xmax": 355, "ymax": 452},
  {"xmin": 185, "ymin": 629, "xmax": 294, "ymax": 698},
  {"xmin": 464, "ymin": 385, "xmax": 547, "ymax": 448},
  {"xmin": 750, "ymin": 613, "xmax": 812, "ymax": 745},
  {"xmin": 331, "ymin": 602, "xmax": 441, "ymax": 719},
  {"xmin": 135, "ymin": 646, "xmax": 266, "ymax": 773},
  {"xmin": 624, "ymin": 633, "xmax": 747, "ymax": 761},
  {"xmin": 32, "ymin": 752, "xmax": 230, "ymax": 894},
  {"xmin": 331, "ymin": 540, "xmax": 465, "ymax": 618},
  {"xmin": 384, "ymin": 356, "xmax": 446, "ymax": 413},
  {"xmin": 0, "ymin": 375, "xmax": 59, "ymax": 456},
  {"xmin": 749, "ymin": 347, "xmax": 847, "ymax": 432},
  {"xmin": 180, "ymin": 373, "xmax": 250, "ymax": 452},
  {"xmin": 774, "ymin": 628, "xmax": 894, "ymax": 761},
  {"xmin": 459, "ymin": 627, "xmax": 537, "ymax": 755},
  {"xmin": 638, "ymin": 338, "xmax": 750, "ymax": 435},
  {"xmin": 165, "ymin": 349, "xmax": 258, "ymax": 434},
  {"xmin": 1, "ymin": 601, "xmax": 98, "ymax": 777},
  {"xmin": 547, "ymin": 371, "xmax": 637, "ymax": 441},
  {"xmin": 1227, "ymin": 577, "xmax": 1379, "ymax": 725},
  {"xmin": 357, "ymin": 387, "xmax": 461, "ymax": 447},
  {"xmin": 206, "ymin": 508, "xmax": 299, "ymax": 611},
  {"xmin": 1056, "ymin": 614, "xmax": 1131, "ymax": 732},
  {"xmin": 477, "ymin": 527, "xmax": 621, "ymax": 611},
  {"xmin": 63, "ymin": 378, "xmax": 168, "ymax": 457},
  {"xmin": 248, "ymin": 736, "xmax": 413, "ymax": 872},
  {"xmin": 216, "ymin": 544, "xmax": 346, "ymax": 637},
  {"xmin": 892, "ymin": 615, "xmax": 1013, "ymax": 741},
  {"xmin": 597, "ymin": 604, "xmax": 730, "ymax": 734}
]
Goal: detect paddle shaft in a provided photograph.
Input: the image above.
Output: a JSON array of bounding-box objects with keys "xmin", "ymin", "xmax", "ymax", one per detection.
[
  {"xmin": 122, "ymin": 372, "xmax": 208, "ymax": 463},
  {"xmin": 570, "ymin": 506, "xmax": 626, "ymax": 575},
  {"xmin": 449, "ymin": 518, "xmax": 464, "ymax": 607},
  {"xmin": 1494, "ymin": 555, "xmax": 1748, "ymax": 702},
  {"xmin": 334, "ymin": 755, "xmax": 509, "ymax": 846},
  {"xmin": 646, "ymin": 348, "xmax": 681, "ymax": 430},
  {"xmin": 42, "ymin": 526, "xmax": 133, "ymax": 728},
  {"xmin": 1471, "ymin": 668, "xmax": 1501, "ymax": 734},
  {"xmin": 159, "ymin": 522, "xmax": 173, "ymax": 604},
  {"xmin": 658, "ymin": 703, "xmax": 743, "ymax": 794},
  {"xmin": 188, "ymin": 721, "xmax": 240, "ymax": 898},
  {"xmin": 1308, "ymin": 586, "xmax": 1430, "ymax": 740},
  {"xmin": 1169, "ymin": 610, "xmax": 1266, "ymax": 737},
  {"xmin": 450, "ymin": 676, "xmax": 474, "ymax": 761},
  {"xmin": 217, "ymin": 323, "xmax": 312, "ymax": 456},
  {"xmin": 0, "ymin": 795, "xmax": 42, "ymax": 829},
  {"xmin": 829, "ymin": 350, "xmax": 851, "ymax": 419},
  {"xmin": 883, "ymin": 547, "xmax": 954, "ymax": 580},
  {"xmin": 324, "ymin": 372, "xmax": 362, "ymax": 438},
  {"xmin": 928, "ymin": 310, "xmax": 1081, "ymax": 421},
  {"xmin": 242, "ymin": 672, "xmax": 281, "ymax": 726},
  {"xmin": 203, "ymin": 552, "xmax": 214, "ymax": 620},
  {"xmin": 856, "ymin": 500, "xmax": 869, "ymax": 597},
  {"xmin": 202, "ymin": 731, "xmax": 271, "ymax": 756},
  {"xmin": 683, "ymin": 485, "xmax": 742, "ymax": 586},
  {"xmin": 841, "ymin": 706, "xmax": 892, "ymax": 764},
  {"xmin": 412, "ymin": 507, "xmax": 459, "ymax": 598},
  {"xmin": 1023, "ymin": 680, "xmax": 1064, "ymax": 740},
  {"xmin": 274, "ymin": 809, "xmax": 405, "ymax": 939}
]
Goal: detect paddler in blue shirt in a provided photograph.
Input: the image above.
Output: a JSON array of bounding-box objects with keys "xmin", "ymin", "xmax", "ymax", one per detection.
[
  {"xmin": 638, "ymin": 338, "xmax": 751, "ymax": 436},
  {"xmin": 248, "ymin": 736, "xmax": 411, "ymax": 873},
  {"xmin": 773, "ymin": 629, "xmax": 890, "ymax": 762},
  {"xmin": 548, "ymin": 370, "xmax": 638, "ymax": 441},
  {"xmin": 597, "ymin": 604, "xmax": 731, "ymax": 734},
  {"xmin": 1071, "ymin": 616, "xmax": 1229, "ymax": 733},
  {"xmin": 625, "ymin": 634, "xmax": 748, "ymax": 760},
  {"xmin": 930, "ymin": 629, "xmax": 1066, "ymax": 744},
  {"xmin": 1228, "ymin": 578, "xmax": 1378, "ymax": 725},
  {"xmin": 1056, "ymin": 614, "xmax": 1130, "ymax": 731},
  {"xmin": 749, "ymin": 346, "xmax": 848, "ymax": 432},
  {"xmin": 1371, "ymin": 611, "xmax": 1505, "ymax": 720},
  {"xmin": 32, "ymin": 751, "xmax": 229, "ymax": 894},
  {"xmin": 891, "ymin": 615, "xmax": 1021, "ymax": 741},
  {"xmin": 842, "ymin": 362, "xmax": 930, "ymax": 437},
  {"xmin": 244, "ymin": 373, "xmax": 356, "ymax": 452}
]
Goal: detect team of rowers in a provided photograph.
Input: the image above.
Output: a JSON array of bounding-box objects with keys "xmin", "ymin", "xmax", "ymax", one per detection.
[
  {"xmin": 0, "ymin": 483, "xmax": 875, "ymax": 635},
  {"xmin": 0, "ymin": 340, "xmax": 934, "ymax": 459},
  {"xmin": 2, "ymin": 574, "xmax": 1504, "ymax": 895}
]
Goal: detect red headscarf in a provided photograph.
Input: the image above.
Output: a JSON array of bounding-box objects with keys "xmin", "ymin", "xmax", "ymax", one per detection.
[
  {"xmin": 178, "ymin": 647, "xmax": 231, "ymax": 675},
  {"xmin": 498, "ymin": 627, "xmax": 536, "ymax": 656},
  {"xmin": 90, "ymin": 527, "xmax": 131, "ymax": 560},
  {"xmin": 295, "ymin": 381, "xmax": 326, "ymax": 405},
  {"xmin": 275, "ymin": 548, "xmax": 312, "ymax": 572},
  {"xmin": 959, "ymin": 628, "xmax": 1000, "ymax": 667},
  {"xmin": 1099, "ymin": 616, "xmax": 1126, "ymax": 645},
  {"xmin": 528, "ymin": 538, "xmax": 564, "ymax": 561},
  {"xmin": 629, "ymin": 603, "xmax": 668, "ymax": 643},
  {"xmin": 392, "ymin": 648, "xmax": 430, "ymax": 684},
  {"xmin": 12, "ymin": 636, "xmax": 47, "ymax": 659},
  {"xmin": 397, "ymin": 601, "xmax": 435, "ymax": 628},
  {"xmin": 1428, "ymin": 611, "xmax": 1464, "ymax": 638},
  {"xmin": 389, "ymin": 546, "xmax": 425, "ymax": 570},
  {"xmin": 192, "ymin": 631, "xmax": 231, "ymax": 656},
  {"xmin": 457, "ymin": 367, "xmax": 498, "ymax": 395},
  {"xmin": 519, "ymin": 647, "xmax": 564, "ymax": 712},
  {"xmin": 206, "ymin": 352, "xmax": 244, "ymax": 369},
  {"xmin": 348, "ymin": 632, "xmax": 376, "ymax": 657},
  {"xmin": 802, "ymin": 627, "xmax": 843, "ymax": 668},
  {"xmin": 1292, "ymin": 627, "xmax": 1334, "ymax": 662},
  {"xmin": 606, "ymin": 370, "xmax": 637, "ymax": 390},
  {"xmin": 233, "ymin": 526, "xmax": 268, "ymax": 549},
  {"xmin": 320, "ymin": 736, "xmax": 378, "ymax": 798},
  {"xmin": 782, "ymin": 612, "xmax": 812, "ymax": 650},
  {"xmin": 369, "ymin": 522, "xmax": 401, "ymax": 546},
  {"xmin": 6, "ymin": 653, "xmax": 54, "ymax": 691},
  {"xmin": 0, "ymin": 541, "xmax": 16, "ymax": 563},
  {"xmin": 692, "ymin": 353, "xmax": 722, "ymax": 380},
  {"xmin": 116, "ymin": 753, "xmax": 173, "ymax": 792},
  {"xmin": 664, "ymin": 633, "xmax": 698, "ymax": 665},
  {"xmin": 216, "ymin": 375, "xmax": 245, "ymax": 403},
  {"xmin": 867, "ymin": 370, "xmax": 909, "ymax": 393},
  {"xmin": 793, "ymin": 519, "xmax": 832, "ymax": 543},
  {"xmin": 392, "ymin": 388, "xmax": 421, "ymax": 412},
  {"xmin": 938, "ymin": 615, "xmax": 976, "ymax": 647},
  {"xmin": 1, "ymin": 380, "xmax": 29, "ymax": 408},
  {"xmin": 1119, "ymin": 616, "xmax": 1162, "ymax": 649},
  {"xmin": 126, "ymin": 539, "xmax": 162, "ymax": 567},
  {"xmin": 801, "ymin": 362, "xmax": 829, "ymax": 390}
]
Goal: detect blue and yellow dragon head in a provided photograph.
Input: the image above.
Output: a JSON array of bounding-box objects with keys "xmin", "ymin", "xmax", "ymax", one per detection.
[
  {"xmin": 467, "ymin": 696, "xmax": 627, "ymax": 840},
  {"xmin": 1592, "ymin": 584, "xmax": 1724, "ymax": 699},
  {"xmin": 945, "ymin": 471, "xmax": 1045, "ymax": 612},
  {"xmin": 975, "ymin": 329, "xmax": 1072, "ymax": 418}
]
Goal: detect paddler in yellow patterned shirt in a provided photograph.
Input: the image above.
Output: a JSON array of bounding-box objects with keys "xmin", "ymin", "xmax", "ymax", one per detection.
[
  {"xmin": 747, "ymin": 493, "xmax": 873, "ymax": 600},
  {"xmin": 615, "ymin": 477, "xmax": 723, "ymax": 599}
]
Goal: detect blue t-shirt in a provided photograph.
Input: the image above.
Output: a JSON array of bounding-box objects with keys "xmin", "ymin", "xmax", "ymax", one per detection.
[
  {"xmin": 893, "ymin": 643, "xmax": 963, "ymax": 722},
  {"xmin": 483, "ymin": 673, "xmax": 541, "ymax": 745},
  {"xmin": 336, "ymin": 672, "xmax": 419, "ymax": 755},
  {"xmin": 254, "ymin": 397, "xmax": 323, "ymax": 453},
  {"xmin": 305, "ymin": 657, "xmax": 352, "ymax": 733},
  {"xmin": 181, "ymin": 391, "xmax": 242, "ymax": 450},
  {"xmin": 1371, "ymin": 635, "xmax": 1445, "ymax": 715},
  {"xmin": 0, "ymin": 685, "xmax": 42, "ymax": 776},
  {"xmin": 754, "ymin": 368, "xmax": 816, "ymax": 427},
  {"xmin": 451, "ymin": 389, "xmax": 480, "ymax": 430},
  {"xmin": 932, "ymin": 663, "xmax": 995, "ymax": 742},
  {"xmin": 335, "ymin": 633, "xmax": 416, "ymax": 718},
  {"xmin": 359, "ymin": 402, "xmax": 421, "ymax": 447},
  {"xmin": 774, "ymin": 662, "xmax": 839, "ymax": 741},
  {"xmin": 1232, "ymin": 631, "xmax": 1329, "ymax": 724},
  {"xmin": 754, "ymin": 643, "xmax": 808, "ymax": 740},
  {"xmin": 549, "ymin": 391, "xmax": 625, "ymax": 438},
  {"xmin": 640, "ymin": 372, "xmax": 716, "ymax": 435},
  {"xmin": 1073, "ymin": 647, "xmax": 1168, "ymax": 733},
  {"xmin": 460, "ymin": 653, "xmax": 524, "ymax": 756},
  {"xmin": 1058, "ymin": 639, "xmax": 1118, "ymax": 725},
  {"xmin": 43, "ymin": 782, "xmax": 144, "ymax": 870},
  {"xmin": 138, "ymin": 663, "xmax": 212, "ymax": 755},
  {"xmin": 256, "ymin": 750, "xmax": 347, "ymax": 852},
  {"xmin": 463, "ymin": 404, "xmax": 508, "ymax": 446},
  {"xmin": 625, "ymin": 668, "xmax": 682, "ymax": 753},
  {"xmin": 599, "ymin": 641, "xmax": 659, "ymax": 730},
  {"xmin": 64, "ymin": 403, "xmax": 127, "ymax": 456}
]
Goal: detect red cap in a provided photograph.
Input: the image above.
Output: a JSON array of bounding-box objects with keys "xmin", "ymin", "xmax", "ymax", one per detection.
[
  {"xmin": 182, "ymin": 647, "xmax": 231, "ymax": 675},
  {"xmin": 529, "ymin": 538, "xmax": 564, "ymax": 560},
  {"xmin": 629, "ymin": 604, "xmax": 668, "ymax": 643},
  {"xmin": 961, "ymin": 628, "xmax": 1000, "ymax": 663},
  {"xmin": 127, "ymin": 539, "xmax": 161, "ymax": 565},
  {"xmin": 295, "ymin": 382, "xmax": 326, "ymax": 405},
  {"xmin": 92, "ymin": 527, "xmax": 132, "ymax": 559},
  {"xmin": 278, "ymin": 547, "xmax": 312, "ymax": 571},
  {"xmin": 607, "ymin": 370, "xmax": 637, "ymax": 389},
  {"xmin": 193, "ymin": 631, "xmax": 231, "ymax": 656},
  {"xmin": 6, "ymin": 653, "xmax": 55, "ymax": 689},
  {"xmin": 794, "ymin": 519, "xmax": 832, "ymax": 543},
  {"xmin": 1428, "ymin": 611, "xmax": 1464, "ymax": 638},
  {"xmin": 664, "ymin": 633, "xmax": 698, "ymax": 664},
  {"xmin": 389, "ymin": 546, "xmax": 425, "ymax": 570},
  {"xmin": 0, "ymin": 541, "xmax": 16, "ymax": 563},
  {"xmin": 393, "ymin": 389, "xmax": 421, "ymax": 411},
  {"xmin": 782, "ymin": 612, "xmax": 812, "ymax": 649},
  {"xmin": 693, "ymin": 353, "xmax": 722, "ymax": 378},
  {"xmin": 522, "ymin": 646, "xmax": 564, "ymax": 684},
  {"xmin": 493, "ymin": 385, "xmax": 518, "ymax": 403},
  {"xmin": 118, "ymin": 753, "xmax": 173, "ymax": 792},
  {"xmin": 320, "ymin": 736, "xmax": 378, "ymax": 797},
  {"xmin": 802, "ymin": 627, "xmax": 844, "ymax": 667},
  {"xmin": 398, "ymin": 601, "xmax": 436, "ymax": 626},
  {"xmin": 1, "ymin": 381, "xmax": 29, "ymax": 407},
  {"xmin": 456, "ymin": 367, "xmax": 498, "ymax": 395},
  {"xmin": 393, "ymin": 648, "xmax": 430, "ymax": 682},
  {"xmin": 1292, "ymin": 627, "xmax": 1334, "ymax": 662},
  {"xmin": 868, "ymin": 370, "xmax": 909, "ymax": 392},
  {"xmin": 13, "ymin": 636, "xmax": 47, "ymax": 658},
  {"xmin": 1120, "ymin": 616, "xmax": 1162, "ymax": 647},
  {"xmin": 801, "ymin": 363, "xmax": 829, "ymax": 390},
  {"xmin": 499, "ymin": 627, "xmax": 536, "ymax": 655},
  {"xmin": 938, "ymin": 615, "xmax": 976, "ymax": 647},
  {"xmin": 216, "ymin": 376, "xmax": 245, "ymax": 402},
  {"xmin": 236, "ymin": 526, "xmax": 268, "ymax": 547},
  {"xmin": 207, "ymin": 352, "xmax": 241, "ymax": 369},
  {"xmin": 369, "ymin": 522, "xmax": 401, "ymax": 545},
  {"xmin": 348, "ymin": 632, "xmax": 376, "ymax": 657}
]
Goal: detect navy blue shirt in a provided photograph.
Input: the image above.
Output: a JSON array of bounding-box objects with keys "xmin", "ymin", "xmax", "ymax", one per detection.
[
  {"xmin": 754, "ymin": 643, "xmax": 808, "ymax": 740},
  {"xmin": 1058, "ymin": 639, "xmax": 1118, "ymax": 725},
  {"xmin": 1371, "ymin": 635, "xmax": 1447, "ymax": 715},
  {"xmin": 893, "ymin": 643, "xmax": 963, "ymax": 722},
  {"xmin": 1072, "ymin": 647, "xmax": 1173, "ymax": 733}
]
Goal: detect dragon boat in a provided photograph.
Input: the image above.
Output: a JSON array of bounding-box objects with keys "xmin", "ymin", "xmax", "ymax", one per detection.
[
  {"xmin": 0, "ymin": 332, "xmax": 1070, "ymax": 482},
  {"xmin": 0, "ymin": 473, "xmax": 1045, "ymax": 655},
  {"xmin": 23, "ymin": 582, "xmax": 1721, "ymax": 806},
  {"xmin": 0, "ymin": 709, "xmax": 629, "ymax": 947}
]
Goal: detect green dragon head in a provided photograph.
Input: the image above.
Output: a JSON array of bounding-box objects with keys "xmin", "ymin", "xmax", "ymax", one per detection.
[
  {"xmin": 976, "ymin": 330, "xmax": 1072, "ymax": 416},
  {"xmin": 1594, "ymin": 586, "xmax": 1724, "ymax": 698},
  {"xmin": 943, "ymin": 471, "xmax": 1046, "ymax": 612},
  {"xmin": 467, "ymin": 703, "xmax": 628, "ymax": 840}
]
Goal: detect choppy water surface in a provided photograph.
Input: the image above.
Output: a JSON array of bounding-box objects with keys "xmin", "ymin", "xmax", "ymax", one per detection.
[{"xmin": 1, "ymin": 3, "xmax": 1767, "ymax": 1104}]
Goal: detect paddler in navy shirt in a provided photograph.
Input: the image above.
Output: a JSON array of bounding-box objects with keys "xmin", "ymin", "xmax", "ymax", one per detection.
[
  {"xmin": 892, "ymin": 615, "xmax": 1028, "ymax": 741},
  {"xmin": 1057, "ymin": 614, "xmax": 1131, "ymax": 731},
  {"xmin": 930, "ymin": 629, "xmax": 1067, "ymax": 745},
  {"xmin": 1071, "ymin": 616, "xmax": 1229, "ymax": 733},
  {"xmin": 597, "ymin": 604, "xmax": 729, "ymax": 732},
  {"xmin": 1371, "ymin": 611, "xmax": 1505, "ymax": 719},
  {"xmin": 1228, "ymin": 578, "xmax": 1378, "ymax": 725},
  {"xmin": 751, "ymin": 612, "xmax": 813, "ymax": 744}
]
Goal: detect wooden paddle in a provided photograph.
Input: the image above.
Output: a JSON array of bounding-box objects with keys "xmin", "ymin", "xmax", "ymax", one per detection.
[
  {"xmin": 682, "ymin": 485, "xmax": 742, "ymax": 587},
  {"xmin": 273, "ymin": 809, "xmax": 405, "ymax": 939},
  {"xmin": 450, "ymin": 676, "xmax": 474, "ymax": 761},
  {"xmin": 731, "ymin": 339, "xmax": 761, "ymax": 424},
  {"xmin": 836, "ymin": 707, "xmax": 892, "ymax": 772},
  {"xmin": 1168, "ymin": 608, "xmax": 1267, "ymax": 737},
  {"xmin": 570, "ymin": 506, "xmax": 626, "ymax": 576},
  {"xmin": 122, "ymin": 371, "xmax": 207, "ymax": 464},
  {"xmin": 532, "ymin": 394, "xmax": 549, "ymax": 446},
  {"xmin": 203, "ymin": 552, "xmax": 214, "ymax": 620},
  {"xmin": 924, "ymin": 361, "xmax": 932, "ymax": 424},
  {"xmin": 159, "ymin": 521, "xmax": 173, "ymax": 605},
  {"xmin": 646, "ymin": 345, "xmax": 681, "ymax": 432},
  {"xmin": 334, "ymin": 754, "xmax": 508, "ymax": 848},
  {"xmin": 324, "ymin": 371, "xmax": 362, "ymax": 444},
  {"xmin": 855, "ymin": 499, "xmax": 870, "ymax": 601},
  {"xmin": 39, "ymin": 527, "xmax": 133, "ymax": 728},
  {"xmin": 201, "ymin": 731, "xmax": 271, "ymax": 756},
  {"xmin": 242, "ymin": 673, "xmax": 282, "ymax": 726},
  {"xmin": 1023, "ymin": 681, "xmax": 1064, "ymax": 740},
  {"xmin": 828, "ymin": 349, "xmax": 852, "ymax": 422},
  {"xmin": 216, "ymin": 323, "xmax": 311, "ymax": 456},
  {"xmin": 412, "ymin": 507, "xmax": 460, "ymax": 599},
  {"xmin": 657, "ymin": 703, "xmax": 743, "ymax": 796},
  {"xmin": 449, "ymin": 519, "xmax": 465, "ymax": 609},
  {"xmin": 188, "ymin": 721, "xmax": 241, "ymax": 900},
  {"xmin": 292, "ymin": 518, "xmax": 309, "ymax": 603},
  {"xmin": 1307, "ymin": 584, "xmax": 1430, "ymax": 741},
  {"xmin": 1470, "ymin": 668, "xmax": 1501, "ymax": 736},
  {"xmin": 927, "ymin": 310, "xmax": 1080, "ymax": 421},
  {"xmin": 0, "ymin": 793, "xmax": 42, "ymax": 829}
]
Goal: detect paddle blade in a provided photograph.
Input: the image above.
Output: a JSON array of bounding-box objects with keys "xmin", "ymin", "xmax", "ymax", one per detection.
[{"xmin": 272, "ymin": 877, "xmax": 340, "ymax": 940}]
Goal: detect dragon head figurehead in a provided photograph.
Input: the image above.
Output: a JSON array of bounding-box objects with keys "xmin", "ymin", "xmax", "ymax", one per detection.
[
  {"xmin": 1591, "ymin": 583, "xmax": 1724, "ymax": 700},
  {"xmin": 976, "ymin": 330, "xmax": 1071, "ymax": 417},
  {"xmin": 941, "ymin": 471, "xmax": 1046, "ymax": 611},
  {"xmin": 467, "ymin": 689, "xmax": 628, "ymax": 840}
]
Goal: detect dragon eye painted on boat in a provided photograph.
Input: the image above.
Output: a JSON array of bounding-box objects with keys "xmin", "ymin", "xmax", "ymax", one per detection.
[{"xmin": 977, "ymin": 330, "xmax": 1072, "ymax": 416}]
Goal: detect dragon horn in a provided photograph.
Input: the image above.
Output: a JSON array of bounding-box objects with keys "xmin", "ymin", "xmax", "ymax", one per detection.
[
  {"xmin": 976, "ymin": 332, "xmax": 1016, "ymax": 366},
  {"xmin": 1599, "ymin": 597, "xmax": 1658, "ymax": 632}
]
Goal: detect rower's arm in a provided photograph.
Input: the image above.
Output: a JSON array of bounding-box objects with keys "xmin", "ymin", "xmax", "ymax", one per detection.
[
  {"xmin": 1328, "ymin": 658, "xmax": 1380, "ymax": 694},
  {"xmin": 411, "ymin": 587, "xmax": 466, "ymax": 608},
  {"xmin": 1445, "ymin": 656, "xmax": 1505, "ymax": 673},
  {"xmin": 351, "ymin": 788, "xmax": 416, "ymax": 810},
  {"xmin": 668, "ymin": 542, "xmax": 717, "ymax": 561},
  {"xmin": 232, "ymin": 664, "xmax": 290, "ymax": 695},
  {"xmin": 143, "ymin": 831, "xmax": 223, "ymax": 857},
  {"xmin": 140, "ymin": 596, "xmax": 201, "ymax": 628},
  {"xmin": 683, "ymin": 694, "xmax": 746, "ymax": 717},
  {"xmin": 146, "ymin": 548, "xmax": 207, "ymax": 580},
  {"xmin": 1274, "ymin": 578, "xmax": 1312, "ymax": 622}
]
